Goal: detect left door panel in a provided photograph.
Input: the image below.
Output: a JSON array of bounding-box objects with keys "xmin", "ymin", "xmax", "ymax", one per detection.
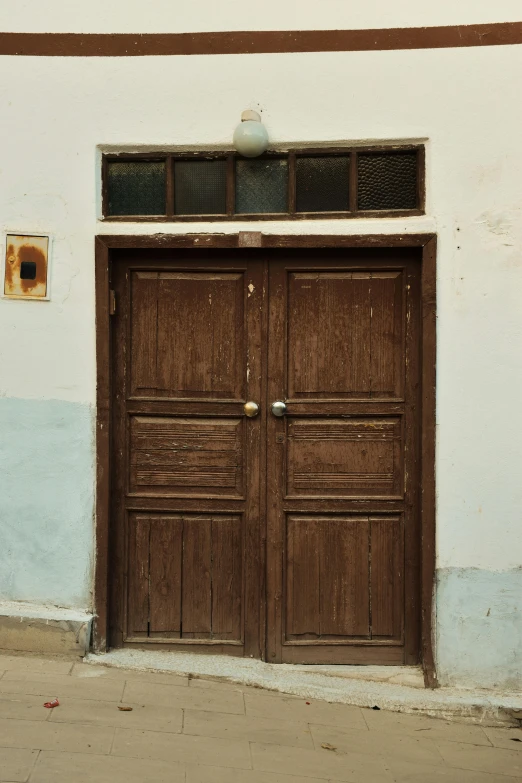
[{"xmin": 110, "ymin": 251, "xmax": 264, "ymax": 657}]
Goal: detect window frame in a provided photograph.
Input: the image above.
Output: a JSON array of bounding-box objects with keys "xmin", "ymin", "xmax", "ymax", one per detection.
[{"xmin": 101, "ymin": 145, "xmax": 425, "ymax": 221}]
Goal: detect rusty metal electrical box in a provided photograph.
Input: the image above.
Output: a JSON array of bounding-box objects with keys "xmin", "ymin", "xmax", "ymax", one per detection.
[{"xmin": 4, "ymin": 234, "xmax": 50, "ymax": 299}]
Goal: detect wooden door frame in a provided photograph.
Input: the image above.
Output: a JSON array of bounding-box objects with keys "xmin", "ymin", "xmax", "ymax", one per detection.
[{"xmin": 94, "ymin": 232, "xmax": 437, "ymax": 687}]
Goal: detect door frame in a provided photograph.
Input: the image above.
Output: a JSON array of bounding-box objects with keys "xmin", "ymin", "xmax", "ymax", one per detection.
[{"xmin": 94, "ymin": 232, "xmax": 437, "ymax": 687}]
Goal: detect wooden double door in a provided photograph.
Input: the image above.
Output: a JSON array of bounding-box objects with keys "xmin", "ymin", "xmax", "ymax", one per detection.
[{"xmin": 110, "ymin": 248, "xmax": 421, "ymax": 664}]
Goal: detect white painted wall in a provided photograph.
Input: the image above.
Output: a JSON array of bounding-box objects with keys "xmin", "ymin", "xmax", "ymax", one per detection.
[
  {"xmin": 0, "ymin": 10, "xmax": 521, "ymax": 687},
  {"xmin": 0, "ymin": 0, "xmax": 521, "ymax": 32}
]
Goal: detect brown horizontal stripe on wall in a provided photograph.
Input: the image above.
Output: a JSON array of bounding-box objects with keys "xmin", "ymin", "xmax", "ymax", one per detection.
[{"xmin": 0, "ymin": 22, "xmax": 521, "ymax": 57}]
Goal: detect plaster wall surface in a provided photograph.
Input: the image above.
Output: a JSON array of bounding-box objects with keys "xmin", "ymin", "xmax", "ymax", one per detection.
[
  {"xmin": 0, "ymin": 30, "xmax": 521, "ymax": 688},
  {"xmin": 0, "ymin": 1, "xmax": 521, "ymax": 32}
]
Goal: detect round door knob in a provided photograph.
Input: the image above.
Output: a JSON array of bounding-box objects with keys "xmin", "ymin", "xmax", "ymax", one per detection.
[
  {"xmin": 244, "ymin": 401, "xmax": 260, "ymax": 417},
  {"xmin": 271, "ymin": 401, "xmax": 287, "ymax": 417}
]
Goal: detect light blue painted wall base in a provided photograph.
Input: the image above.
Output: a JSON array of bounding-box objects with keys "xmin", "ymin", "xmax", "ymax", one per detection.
[
  {"xmin": 0, "ymin": 397, "xmax": 94, "ymax": 609},
  {"xmin": 1, "ymin": 397, "xmax": 521, "ymax": 687},
  {"xmin": 436, "ymin": 567, "xmax": 522, "ymax": 690}
]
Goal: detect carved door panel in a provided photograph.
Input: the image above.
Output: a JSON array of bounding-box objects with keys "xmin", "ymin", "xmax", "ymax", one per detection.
[
  {"xmin": 110, "ymin": 248, "xmax": 421, "ymax": 664},
  {"xmin": 266, "ymin": 250, "xmax": 421, "ymax": 664},
  {"xmin": 110, "ymin": 251, "xmax": 264, "ymax": 656}
]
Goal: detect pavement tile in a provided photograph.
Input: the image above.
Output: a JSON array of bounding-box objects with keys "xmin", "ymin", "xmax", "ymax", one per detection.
[
  {"xmin": 48, "ymin": 696, "xmax": 182, "ymax": 732},
  {"xmin": 184, "ymin": 708, "xmax": 314, "ymax": 748},
  {"xmin": 0, "ymin": 652, "xmax": 519, "ymax": 783},
  {"xmin": 71, "ymin": 662, "xmax": 189, "ymax": 687},
  {"xmin": 188, "ymin": 676, "xmax": 245, "ymax": 692},
  {"xmin": 244, "ymin": 691, "xmax": 367, "ymax": 730},
  {"xmin": 111, "ymin": 727, "xmax": 251, "ymax": 768},
  {"xmin": 437, "ymin": 740, "xmax": 522, "ymax": 777},
  {"xmin": 310, "ymin": 722, "xmax": 444, "ymax": 766},
  {"xmin": 363, "ymin": 708, "xmax": 492, "ymax": 746},
  {"xmin": 483, "ymin": 726, "xmax": 522, "ymax": 751},
  {"xmin": 0, "ymin": 672, "xmax": 125, "ymax": 702},
  {"xmin": 0, "ymin": 747, "xmax": 38, "ymax": 782},
  {"xmin": 251, "ymin": 741, "xmax": 393, "ymax": 782},
  {"xmin": 385, "ymin": 757, "xmax": 522, "ymax": 782},
  {"xmin": 187, "ymin": 764, "xmax": 328, "ymax": 783},
  {"xmin": 30, "ymin": 750, "xmax": 185, "ymax": 783},
  {"xmin": 0, "ymin": 695, "xmax": 51, "ymax": 722},
  {"xmin": 0, "ymin": 656, "xmax": 73, "ymax": 676},
  {"xmin": 0, "ymin": 716, "xmax": 114, "ymax": 754},
  {"xmin": 123, "ymin": 679, "xmax": 245, "ymax": 714}
]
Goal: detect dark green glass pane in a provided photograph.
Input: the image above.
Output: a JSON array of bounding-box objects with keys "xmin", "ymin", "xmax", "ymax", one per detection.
[
  {"xmin": 107, "ymin": 160, "xmax": 166, "ymax": 216},
  {"xmin": 235, "ymin": 159, "xmax": 288, "ymax": 214},
  {"xmin": 174, "ymin": 160, "xmax": 227, "ymax": 215},
  {"xmin": 296, "ymin": 156, "xmax": 350, "ymax": 212},
  {"xmin": 357, "ymin": 152, "xmax": 417, "ymax": 210}
]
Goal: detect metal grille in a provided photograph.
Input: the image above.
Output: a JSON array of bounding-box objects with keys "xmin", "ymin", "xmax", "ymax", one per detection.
[
  {"xmin": 174, "ymin": 160, "xmax": 227, "ymax": 215},
  {"xmin": 235, "ymin": 159, "xmax": 288, "ymax": 214},
  {"xmin": 357, "ymin": 152, "xmax": 418, "ymax": 211},
  {"xmin": 296, "ymin": 156, "xmax": 350, "ymax": 212},
  {"xmin": 107, "ymin": 161, "xmax": 166, "ymax": 216}
]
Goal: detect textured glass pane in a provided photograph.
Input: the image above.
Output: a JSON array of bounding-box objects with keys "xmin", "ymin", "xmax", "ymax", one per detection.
[
  {"xmin": 174, "ymin": 160, "xmax": 227, "ymax": 215},
  {"xmin": 235, "ymin": 159, "xmax": 288, "ymax": 214},
  {"xmin": 107, "ymin": 160, "xmax": 166, "ymax": 216},
  {"xmin": 296, "ymin": 156, "xmax": 349, "ymax": 212},
  {"xmin": 358, "ymin": 152, "xmax": 417, "ymax": 210}
]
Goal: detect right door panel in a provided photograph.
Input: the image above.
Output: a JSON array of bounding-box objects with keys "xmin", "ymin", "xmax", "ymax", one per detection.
[{"xmin": 266, "ymin": 250, "xmax": 421, "ymax": 664}]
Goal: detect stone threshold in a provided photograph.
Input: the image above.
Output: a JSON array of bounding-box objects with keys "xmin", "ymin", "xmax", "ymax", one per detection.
[
  {"xmin": 0, "ymin": 601, "xmax": 93, "ymax": 657},
  {"xmin": 86, "ymin": 648, "xmax": 522, "ymax": 728}
]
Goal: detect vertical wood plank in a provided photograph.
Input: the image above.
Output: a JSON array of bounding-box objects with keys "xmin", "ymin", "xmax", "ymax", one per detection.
[
  {"xmin": 370, "ymin": 516, "xmax": 403, "ymax": 638},
  {"xmin": 111, "ymin": 258, "xmax": 133, "ymax": 646},
  {"xmin": 181, "ymin": 516, "xmax": 212, "ymax": 638},
  {"xmin": 127, "ymin": 516, "xmax": 150, "ymax": 635},
  {"xmin": 320, "ymin": 518, "xmax": 369, "ymax": 637},
  {"xmin": 285, "ymin": 518, "xmax": 320, "ymax": 637},
  {"xmin": 243, "ymin": 256, "xmax": 265, "ymax": 657},
  {"xmin": 131, "ymin": 272, "xmax": 159, "ymax": 393},
  {"xmin": 211, "ymin": 516, "xmax": 242, "ymax": 641},
  {"xmin": 351, "ymin": 274, "xmax": 371, "ymax": 394},
  {"xmin": 288, "ymin": 273, "xmax": 317, "ymax": 395},
  {"xmin": 421, "ymin": 238, "xmax": 437, "ymax": 685},
  {"xmin": 149, "ymin": 517, "xmax": 182, "ymax": 635},
  {"xmin": 210, "ymin": 275, "xmax": 242, "ymax": 395},
  {"xmin": 266, "ymin": 258, "xmax": 287, "ymax": 662},
  {"xmin": 370, "ymin": 273, "xmax": 402, "ymax": 397},
  {"xmin": 403, "ymin": 257, "xmax": 422, "ymax": 664}
]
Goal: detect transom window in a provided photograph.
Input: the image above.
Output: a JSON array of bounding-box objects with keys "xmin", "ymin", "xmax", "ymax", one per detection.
[{"xmin": 102, "ymin": 146, "xmax": 424, "ymax": 221}]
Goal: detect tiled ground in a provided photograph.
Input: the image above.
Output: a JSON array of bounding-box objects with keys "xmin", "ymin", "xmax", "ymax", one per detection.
[{"xmin": 0, "ymin": 654, "xmax": 520, "ymax": 782}]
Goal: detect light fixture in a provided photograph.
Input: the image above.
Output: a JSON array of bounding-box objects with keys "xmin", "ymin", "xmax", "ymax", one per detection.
[{"xmin": 233, "ymin": 110, "xmax": 269, "ymax": 158}]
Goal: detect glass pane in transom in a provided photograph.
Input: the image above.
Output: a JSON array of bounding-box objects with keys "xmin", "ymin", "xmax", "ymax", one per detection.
[
  {"xmin": 174, "ymin": 159, "xmax": 227, "ymax": 215},
  {"xmin": 235, "ymin": 158, "xmax": 288, "ymax": 214},
  {"xmin": 296, "ymin": 156, "xmax": 350, "ymax": 212}
]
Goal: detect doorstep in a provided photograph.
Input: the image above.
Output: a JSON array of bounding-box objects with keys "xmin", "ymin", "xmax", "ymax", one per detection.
[
  {"xmin": 85, "ymin": 649, "xmax": 522, "ymax": 728},
  {"xmin": 0, "ymin": 601, "xmax": 93, "ymax": 657}
]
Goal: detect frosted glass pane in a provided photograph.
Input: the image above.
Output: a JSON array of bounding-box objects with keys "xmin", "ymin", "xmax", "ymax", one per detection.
[
  {"xmin": 107, "ymin": 160, "xmax": 166, "ymax": 215},
  {"xmin": 235, "ymin": 159, "xmax": 288, "ymax": 214}
]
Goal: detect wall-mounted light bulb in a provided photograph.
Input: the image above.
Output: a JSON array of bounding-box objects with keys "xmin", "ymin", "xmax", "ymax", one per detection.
[{"xmin": 233, "ymin": 110, "xmax": 269, "ymax": 158}]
